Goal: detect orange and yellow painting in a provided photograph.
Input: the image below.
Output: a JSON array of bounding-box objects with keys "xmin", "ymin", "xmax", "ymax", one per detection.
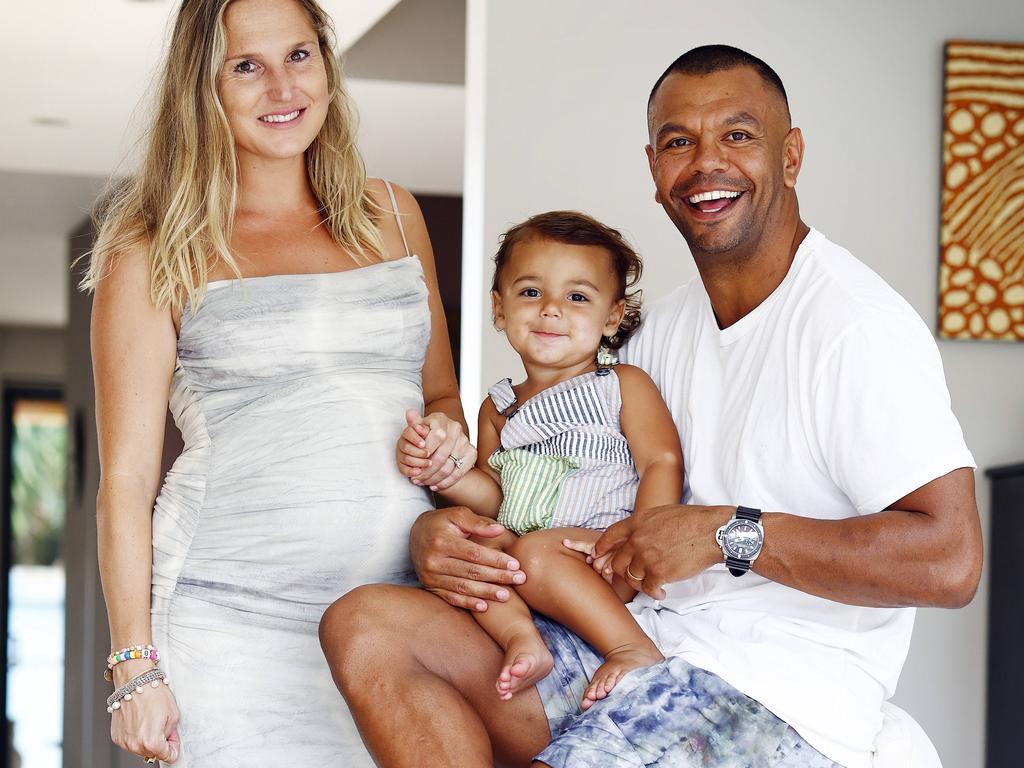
[{"xmin": 939, "ymin": 41, "xmax": 1024, "ymax": 341}]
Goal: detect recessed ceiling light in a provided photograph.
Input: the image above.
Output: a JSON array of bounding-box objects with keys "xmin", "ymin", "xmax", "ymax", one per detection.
[{"xmin": 32, "ymin": 116, "xmax": 70, "ymax": 127}]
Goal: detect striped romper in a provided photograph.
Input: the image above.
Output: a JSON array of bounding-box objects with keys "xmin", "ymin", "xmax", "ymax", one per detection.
[{"xmin": 486, "ymin": 368, "xmax": 638, "ymax": 536}]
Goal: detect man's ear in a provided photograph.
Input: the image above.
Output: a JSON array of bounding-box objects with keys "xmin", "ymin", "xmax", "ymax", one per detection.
[
  {"xmin": 604, "ymin": 298, "xmax": 626, "ymax": 336},
  {"xmin": 645, "ymin": 144, "xmax": 662, "ymax": 204},
  {"xmin": 782, "ymin": 127, "xmax": 804, "ymax": 189},
  {"xmin": 491, "ymin": 291, "xmax": 506, "ymax": 330}
]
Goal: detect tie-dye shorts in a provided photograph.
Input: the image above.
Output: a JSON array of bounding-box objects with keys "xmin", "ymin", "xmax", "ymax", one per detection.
[{"xmin": 532, "ymin": 614, "xmax": 843, "ymax": 767}]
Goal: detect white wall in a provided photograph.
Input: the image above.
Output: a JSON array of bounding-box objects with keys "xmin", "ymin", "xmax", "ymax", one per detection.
[{"xmin": 462, "ymin": 2, "xmax": 1024, "ymax": 766}]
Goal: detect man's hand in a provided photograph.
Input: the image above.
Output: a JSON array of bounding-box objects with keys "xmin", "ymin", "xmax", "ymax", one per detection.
[
  {"xmin": 410, "ymin": 506, "xmax": 526, "ymax": 611},
  {"xmin": 591, "ymin": 504, "xmax": 734, "ymax": 599}
]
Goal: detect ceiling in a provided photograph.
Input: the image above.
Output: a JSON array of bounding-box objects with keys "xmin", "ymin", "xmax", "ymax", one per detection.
[
  {"xmin": 0, "ymin": 0, "xmax": 465, "ymax": 326},
  {"xmin": 0, "ymin": 0, "xmax": 401, "ymax": 176}
]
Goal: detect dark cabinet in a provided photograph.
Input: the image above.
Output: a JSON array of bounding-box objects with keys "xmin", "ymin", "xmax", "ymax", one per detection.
[{"xmin": 985, "ymin": 462, "xmax": 1024, "ymax": 768}]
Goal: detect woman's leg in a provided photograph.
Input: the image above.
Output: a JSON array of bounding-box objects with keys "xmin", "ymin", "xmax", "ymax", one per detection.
[
  {"xmin": 319, "ymin": 584, "xmax": 550, "ymax": 768},
  {"xmin": 469, "ymin": 531, "xmax": 555, "ymax": 699},
  {"xmin": 508, "ymin": 528, "xmax": 664, "ymax": 708}
]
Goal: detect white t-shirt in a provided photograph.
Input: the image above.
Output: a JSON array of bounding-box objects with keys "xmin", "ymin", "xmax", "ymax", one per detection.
[{"xmin": 620, "ymin": 227, "xmax": 974, "ymax": 768}]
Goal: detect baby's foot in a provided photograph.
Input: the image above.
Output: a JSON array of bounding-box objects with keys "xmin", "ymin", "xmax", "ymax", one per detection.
[
  {"xmin": 581, "ymin": 647, "xmax": 663, "ymax": 710},
  {"xmin": 495, "ymin": 635, "xmax": 554, "ymax": 701}
]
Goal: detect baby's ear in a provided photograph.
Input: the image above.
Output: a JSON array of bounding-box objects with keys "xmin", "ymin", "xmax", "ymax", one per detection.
[
  {"xmin": 491, "ymin": 291, "xmax": 506, "ymax": 330},
  {"xmin": 604, "ymin": 298, "xmax": 626, "ymax": 335}
]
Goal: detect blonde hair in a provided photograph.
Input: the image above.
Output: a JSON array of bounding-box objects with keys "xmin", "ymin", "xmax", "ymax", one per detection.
[{"xmin": 82, "ymin": 0, "xmax": 385, "ymax": 314}]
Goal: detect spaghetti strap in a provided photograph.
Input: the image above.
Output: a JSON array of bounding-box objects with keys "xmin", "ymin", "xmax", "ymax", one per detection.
[{"xmin": 383, "ymin": 180, "xmax": 411, "ymax": 258}]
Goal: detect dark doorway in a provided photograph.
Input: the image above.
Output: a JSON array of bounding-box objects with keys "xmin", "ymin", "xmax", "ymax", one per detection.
[{"xmin": 2, "ymin": 384, "xmax": 67, "ymax": 768}]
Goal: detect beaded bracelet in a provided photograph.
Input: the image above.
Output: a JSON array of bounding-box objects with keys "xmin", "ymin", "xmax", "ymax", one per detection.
[
  {"xmin": 107, "ymin": 644, "xmax": 159, "ymax": 669},
  {"xmin": 106, "ymin": 668, "xmax": 170, "ymax": 714}
]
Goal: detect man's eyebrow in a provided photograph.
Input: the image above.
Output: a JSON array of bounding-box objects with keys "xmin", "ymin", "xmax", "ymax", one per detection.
[
  {"xmin": 723, "ymin": 112, "xmax": 762, "ymax": 128},
  {"xmin": 655, "ymin": 121, "xmax": 692, "ymax": 143},
  {"xmin": 225, "ymin": 40, "xmax": 318, "ymax": 61},
  {"xmin": 655, "ymin": 112, "xmax": 764, "ymax": 143}
]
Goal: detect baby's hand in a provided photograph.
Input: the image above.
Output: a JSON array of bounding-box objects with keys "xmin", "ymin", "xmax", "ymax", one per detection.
[
  {"xmin": 396, "ymin": 410, "xmax": 432, "ymax": 478},
  {"xmin": 396, "ymin": 410, "xmax": 476, "ymax": 490},
  {"xmin": 563, "ymin": 538, "xmax": 615, "ymax": 585}
]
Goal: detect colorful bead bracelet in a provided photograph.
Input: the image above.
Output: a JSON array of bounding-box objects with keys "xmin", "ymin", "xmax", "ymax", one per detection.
[{"xmin": 107, "ymin": 644, "xmax": 160, "ymax": 670}]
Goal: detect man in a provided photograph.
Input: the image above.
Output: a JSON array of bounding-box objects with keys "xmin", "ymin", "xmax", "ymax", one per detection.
[{"xmin": 320, "ymin": 45, "xmax": 981, "ymax": 768}]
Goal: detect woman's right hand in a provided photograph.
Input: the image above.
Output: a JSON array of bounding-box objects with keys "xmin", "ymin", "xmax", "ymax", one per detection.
[
  {"xmin": 396, "ymin": 410, "xmax": 475, "ymax": 489},
  {"xmin": 110, "ymin": 661, "xmax": 181, "ymax": 764},
  {"xmin": 410, "ymin": 506, "xmax": 526, "ymax": 612}
]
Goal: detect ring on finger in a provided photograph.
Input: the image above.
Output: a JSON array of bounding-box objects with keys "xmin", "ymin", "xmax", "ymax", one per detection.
[
  {"xmin": 448, "ymin": 453, "xmax": 465, "ymax": 470},
  {"xmin": 143, "ymin": 758, "xmax": 157, "ymax": 765},
  {"xmin": 626, "ymin": 565, "xmax": 644, "ymax": 582}
]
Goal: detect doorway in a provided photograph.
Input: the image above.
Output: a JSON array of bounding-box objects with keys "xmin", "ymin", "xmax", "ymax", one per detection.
[{"xmin": 2, "ymin": 385, "xmax": 67, "ymax": 768}]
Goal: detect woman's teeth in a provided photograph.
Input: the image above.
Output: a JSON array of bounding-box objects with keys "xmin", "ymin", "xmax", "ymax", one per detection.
[{"xmin": 259, "ymin": 110, "xmax": 301, "ymax": 123}]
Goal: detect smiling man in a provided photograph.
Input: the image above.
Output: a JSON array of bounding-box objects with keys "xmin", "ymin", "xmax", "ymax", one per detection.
[
  {"xmin": 533, "ymin": 44, "xmax": 982, "ymax": 768},
  {"xmin": 320, "ymin": 45, "xmax": 982, "ymax": 768}
]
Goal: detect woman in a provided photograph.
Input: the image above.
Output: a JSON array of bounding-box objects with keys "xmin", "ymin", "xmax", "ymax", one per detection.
[{"xmin": 84, "ymin": 0, "xmax": 470, "ymax": 764}]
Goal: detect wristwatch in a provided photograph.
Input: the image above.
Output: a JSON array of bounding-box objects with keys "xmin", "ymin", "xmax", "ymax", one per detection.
[{"xmin": 715, "ymin": 506, "xmax": 764, "ymax": 577}]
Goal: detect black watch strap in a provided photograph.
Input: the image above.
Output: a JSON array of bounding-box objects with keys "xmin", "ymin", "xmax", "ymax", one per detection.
[
  {"xmin": 726, "ymin": 556, "xmax": 750, "ymax": 577},
  {"xmin": 736, "ymin": 505, "xmax": 762, "ymax": 522}
]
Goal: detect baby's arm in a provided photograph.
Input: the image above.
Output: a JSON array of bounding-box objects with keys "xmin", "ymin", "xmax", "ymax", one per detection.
[
  {"xmin": 617, "ymin": 364, "xmax": 684, "ymax": 510},
  {"xmin": 396, "ymin": 399, "xmax": 504, "ymax": 518},
  {"xmin": 570, "ymin": 365, "xmax": 684, "ymax": 576}
]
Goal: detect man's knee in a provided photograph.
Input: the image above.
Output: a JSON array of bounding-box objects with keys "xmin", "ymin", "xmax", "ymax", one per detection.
[{"xmin": 319, "ymin": 584, "xmax": 408, "ymax": 686}]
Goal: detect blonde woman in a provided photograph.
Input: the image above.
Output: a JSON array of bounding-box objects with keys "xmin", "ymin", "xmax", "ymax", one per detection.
[{"xmin": 84, "ymin": 0, "xmax": 470, "ymax": 764}]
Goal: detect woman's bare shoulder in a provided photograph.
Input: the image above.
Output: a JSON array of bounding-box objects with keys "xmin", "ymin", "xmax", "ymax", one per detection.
[{"xmin": 365, "ymin": 178, "xmax": 430, "ymax": 262}]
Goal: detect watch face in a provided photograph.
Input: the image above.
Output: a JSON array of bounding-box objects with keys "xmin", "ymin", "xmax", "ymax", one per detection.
[{"xmin": 723, "ymin": 520, "xmax": 763, "ymax": 559}]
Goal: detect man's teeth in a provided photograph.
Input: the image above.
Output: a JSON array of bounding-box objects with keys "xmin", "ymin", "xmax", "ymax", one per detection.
[
  {"xmin": 260, "ymin": 110, "xmax": 301, "ymax": 123},
  {"xmin": 687, "ymin": 190, "xmax": 741, "ymax": 204}
]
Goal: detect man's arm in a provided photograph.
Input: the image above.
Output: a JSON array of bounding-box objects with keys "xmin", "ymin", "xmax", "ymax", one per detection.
[
  {"xmin": 595, "ymin": 466, "xmax": 982, "ymax": 608},
  {"xmin": 409, "ymin": 399, "xmax": 526, "ymax": 612}
]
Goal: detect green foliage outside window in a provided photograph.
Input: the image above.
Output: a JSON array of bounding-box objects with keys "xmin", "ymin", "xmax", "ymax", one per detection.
[{"xmin": 11, "ymin": 422, "xmax": 66, "ymax": 566}]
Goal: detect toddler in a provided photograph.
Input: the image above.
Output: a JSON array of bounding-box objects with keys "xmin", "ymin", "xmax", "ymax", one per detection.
[{"xmin": 398, "ymin": 211, "xmax": 683, "ymax": 708}]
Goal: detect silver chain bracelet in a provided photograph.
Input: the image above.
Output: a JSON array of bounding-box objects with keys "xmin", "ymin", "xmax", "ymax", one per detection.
[{"xmin": 106, "ymin": 668, "xmax": 170, "ymax": 714}]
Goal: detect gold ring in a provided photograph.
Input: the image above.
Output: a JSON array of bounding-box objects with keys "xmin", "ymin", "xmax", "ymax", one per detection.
[
  {"xmin": 626, "ymin": 565, "xmax": 644, "ymax": 582},
  {"xmin": 144, "ymin": 759, "xmax": 157, "ymax": 765},
  {"xmin": 448, "ymin": 454, "xmax": 465, "ymax": 469}
]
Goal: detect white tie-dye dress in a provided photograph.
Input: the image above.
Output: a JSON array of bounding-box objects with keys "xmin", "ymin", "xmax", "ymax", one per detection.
[{"xmin": 149, "ymin": 255, "xmax": 432, "ymax": 766}]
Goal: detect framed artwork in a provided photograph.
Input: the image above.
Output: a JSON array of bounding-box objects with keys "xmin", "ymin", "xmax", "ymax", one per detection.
[{"xmin": 939, "ymin": 40, "xmax": 1024, "ymax": 341}]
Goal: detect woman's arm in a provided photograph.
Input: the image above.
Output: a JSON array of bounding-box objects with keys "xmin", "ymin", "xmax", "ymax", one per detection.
[
  {"xmin": 374, "ymin": 181, "xmax": 473, "ymax": 487},
  {"xmin": 91, "ymin": 244, "xmax": 181, "ymax": 762}
]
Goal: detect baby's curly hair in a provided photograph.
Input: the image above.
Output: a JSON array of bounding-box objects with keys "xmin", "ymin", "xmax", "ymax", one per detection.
[{"xmin": 492, "ymin": 211, "xmax": 643, "ymax": 350}]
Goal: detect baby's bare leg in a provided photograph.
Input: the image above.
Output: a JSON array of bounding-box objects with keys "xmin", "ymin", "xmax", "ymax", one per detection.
[
  {"xmin": 508, "ymin": 528, "xmax": 664, "ymax": 709},
  {"xmin": 469, "ymin": 531, "xmax": 554, "ymax": 700}
]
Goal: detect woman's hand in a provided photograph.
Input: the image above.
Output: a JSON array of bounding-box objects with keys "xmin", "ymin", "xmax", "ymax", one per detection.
[
  {"xmin": 109, "ymin": 661, "xmax": 181, "ymax": 764},
  {"xmin": 410, "ymin": 507, "xmax": 525, "ymax": 611},
  {"xmin": 397, "ymin": 410, "xmax": 476, "ymax": 491}
]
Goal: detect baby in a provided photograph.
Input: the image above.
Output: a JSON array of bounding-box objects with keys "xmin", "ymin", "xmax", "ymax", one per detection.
[{"xmin": 398, "ymin": 211, "xmax": 683, "ymax": 708}]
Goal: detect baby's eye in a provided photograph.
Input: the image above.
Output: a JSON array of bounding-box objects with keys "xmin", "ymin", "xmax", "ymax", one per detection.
[
  {"xmin": 234, "ymin": 59, "xmax": 260, "ymax": 75},
  {"xmin": 288, "ymin": 49, "xmax": 311, "ymax": 63},
  {"xmin": 568, "ymin": 293, "xmax": 589, "ymax": 302},
  {"xmin": 520, "ymin": 288, "xmax": 541, "ymax": 298}
]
